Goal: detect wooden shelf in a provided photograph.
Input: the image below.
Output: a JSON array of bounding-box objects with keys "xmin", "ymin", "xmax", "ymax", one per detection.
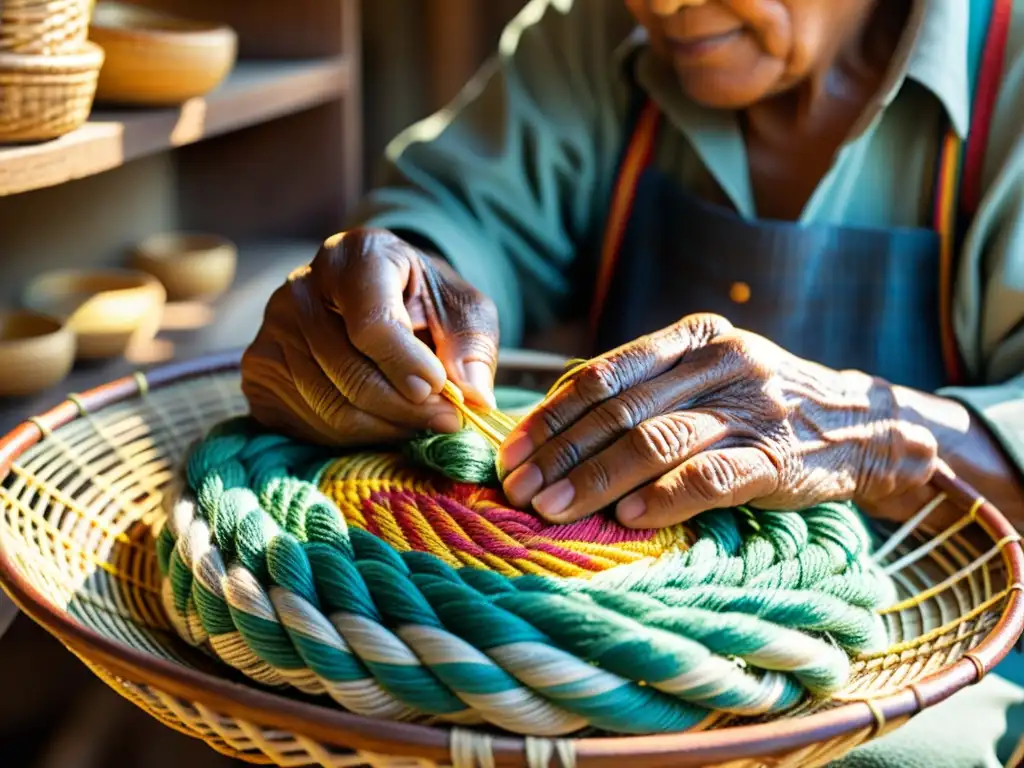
[
  {"xmin": 0, "ymin": 240, "xmax": 316, "ymax": 433},
  {"xmin": 0, "ymin": 58, "xmax": 352, "ymax": 198}
]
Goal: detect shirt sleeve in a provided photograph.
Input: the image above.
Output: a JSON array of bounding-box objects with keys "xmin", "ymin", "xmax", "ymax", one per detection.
[
  {"xmin": 939, "ymin": 51, "xmax": 1024, "ymax": 479},
  {"xmin": 346, "ymin": 0, "xmax": 635, "ymax": 347}
]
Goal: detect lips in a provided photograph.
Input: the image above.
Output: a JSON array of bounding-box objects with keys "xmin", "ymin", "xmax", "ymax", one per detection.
[{"xmin": 667, "ymin": 28, "xmax": 743, "ymax": 62}]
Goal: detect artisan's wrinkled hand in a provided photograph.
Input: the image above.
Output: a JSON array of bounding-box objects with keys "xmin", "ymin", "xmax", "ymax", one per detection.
[
  {"xmin": 241, "ymin": 228, "xmax": 499, "ymax": 445},
  {"xmin": 499, "ymin": 314, "xmax": 939, "ymax": 528}
]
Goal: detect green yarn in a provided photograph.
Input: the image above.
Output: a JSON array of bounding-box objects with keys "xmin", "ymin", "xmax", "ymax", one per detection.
[
  {"xmin": 403, "ymin": 385, "xmax": 543, "ymax": 485},
  {"xmin": 158, "ymin": 413, "xmax": 898, "ymax": 737},
  {"xmin": 404, "ymin": 428, "xmax": 499, "ymax": 485}
]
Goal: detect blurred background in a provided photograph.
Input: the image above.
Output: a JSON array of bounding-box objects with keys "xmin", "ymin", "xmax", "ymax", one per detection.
[{"xmin": 0, "ymin": 1, "xmax": 525, "ymax": 765}]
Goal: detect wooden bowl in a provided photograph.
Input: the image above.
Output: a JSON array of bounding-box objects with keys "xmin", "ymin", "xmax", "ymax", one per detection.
[
  {"xmin": 0, "ymin": 310, "xmax": 75, "ymax": 396},
  {"xmin": 88, "ymin": 1, "xmax": 237, "ymax": 106},
  {"xmin": 22, "ymin": 269, "xmax": 166, "ymax": 360},
  {"xmin": 129, "ymin": 232, "xmax": 237, "ymax": 301}
]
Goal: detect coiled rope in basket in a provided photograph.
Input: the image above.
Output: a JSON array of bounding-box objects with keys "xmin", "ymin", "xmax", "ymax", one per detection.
[{"xmin": 159, "ymin": 385, "xmax": 899, "ymax": 737}]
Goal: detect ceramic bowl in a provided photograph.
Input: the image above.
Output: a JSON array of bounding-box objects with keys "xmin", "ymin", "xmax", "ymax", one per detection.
[
  {"xmin": 129, "ymin": 232, "xmax": 237, "ymax": 301},
  {"xmin": 0, "ymin": 310, "xmax": 75, "ymax": 396},
  {"xmin": 88, "ymin": 1, "xmax": 237, "ymax": 106},
  {"xmin": 23, "ymin": 269, "xmax": 166, "ymax": 360}
]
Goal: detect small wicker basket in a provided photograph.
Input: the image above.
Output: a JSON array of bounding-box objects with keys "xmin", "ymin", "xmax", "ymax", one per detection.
[
  {"xmin": 0, "ymin": 0, "xmax": 95, "ymax": 55},
  {"xmin": 0, "ymin": 40, "xmax": 104, "ymax": 142}
]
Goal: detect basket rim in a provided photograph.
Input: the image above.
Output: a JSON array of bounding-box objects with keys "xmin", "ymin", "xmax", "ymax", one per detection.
[
  {"xmin": 0, "ymin": 40, "xmax": 104, "ymax": 72},
  {"xmin": 0, "ymin": 349, "xmax": 1020, "ymax": 767}
]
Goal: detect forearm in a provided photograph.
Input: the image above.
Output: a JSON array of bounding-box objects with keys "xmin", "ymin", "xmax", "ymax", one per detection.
[{"xmin": 892, "ymin": 385, "xmax": 1024, "ymax": 531}]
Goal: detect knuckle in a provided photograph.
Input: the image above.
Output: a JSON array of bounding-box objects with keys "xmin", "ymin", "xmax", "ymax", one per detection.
[
  {"xmin": 466, "ymin": 291, "xmax": 499, "ymax": 331},
  {"xmin": 687, "ymin": 454, "xmax": 737, "ymax": 504},
  {"xmin": 610, "ymin": 341, "xmax": 658, "ymax": 387},
  {"xmin": 629, "ymin": 418, "xmax": 683, "ymax": 466},
  {"xmin": 576, "ymin": 358, "xmax": 622, "ymax": 402},
  {"xmin": 681, "ymin": 312, "xmax": 732, "ymax": 342},
  {"xmin": 346, "ymin": 305, "xmax": 405, "ymax": 349},
  {"xmin": 536, "ymin": 435, "xmax": 582, "ymax": 481},
  {"xmin": 714, "ymin": 333, "xmax": 749, "ymax": 363},
  {"xmin": 311, "ymin": 235, "xmax": 349, "ymax": 273},
  {"xmin": 575, "ymin": 457, "xmax": 613, "ymax": 496},
  {"xmin": 334, "ymin": 357, "xmax": 378, "ymax": 407},
  {"xmin": 593, "ymin": 396, "xmax": 640, "ymax": 435},
  {"xmin": 448, "ymin": 327, "xmax": 499, "ymax": 365},
  {"xmin": 538, "ymin": 406, "xmax": 568, "ymax": 441}
]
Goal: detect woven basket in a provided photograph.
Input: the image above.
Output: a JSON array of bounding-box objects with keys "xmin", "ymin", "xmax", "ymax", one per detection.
[
  {"xmin": 0, "ymin": 351, "xmax": 1021, "ymax": 768},
  {"xmin": 0, "ymin": 40, "xmax": 104, "ymax": 142},
  {"xmin": 0, "ymin": 0, "xmax": 94, "ymax": 55}
]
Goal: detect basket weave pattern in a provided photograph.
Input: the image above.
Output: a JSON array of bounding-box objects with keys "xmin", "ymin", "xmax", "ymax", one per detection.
[
  {"xmin": 0, "ymin": 361, "xmax": 1020, "ymax": 768},
  {"xmin": 0, "ymin": 0, "xmax": 92, "ymax": 55},
  {"xmin": 0, "ymin": 63, "xmax": 100, "ymax": 140}
]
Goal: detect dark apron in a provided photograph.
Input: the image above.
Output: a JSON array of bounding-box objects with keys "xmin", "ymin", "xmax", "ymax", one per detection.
[
  {"xmin": 592, "ymin": 174, "xmax": 947, "ymax": 391},
  {"xmin": 590, "ymin": 0, "xmax": 1013, "ymax": 393}
]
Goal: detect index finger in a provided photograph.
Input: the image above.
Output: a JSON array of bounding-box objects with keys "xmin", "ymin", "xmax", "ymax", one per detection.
[{"xmin": 311, "ymin": 232, "xmax": 448, "ymax": 403}]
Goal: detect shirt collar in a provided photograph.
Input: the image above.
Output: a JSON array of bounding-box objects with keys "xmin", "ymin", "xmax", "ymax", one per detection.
[
  {"xmin": 615, "ymin": 0, "xmax": 972, "ymax": 139},
  {"xmin": 891, "ymin": 0, "xmax": 971, "ymax": 138}
]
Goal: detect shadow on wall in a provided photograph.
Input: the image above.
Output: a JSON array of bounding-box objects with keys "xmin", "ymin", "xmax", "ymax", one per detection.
[{"xmin": 360, "ymin": 0, "xmax": 526, "ymax": 189}]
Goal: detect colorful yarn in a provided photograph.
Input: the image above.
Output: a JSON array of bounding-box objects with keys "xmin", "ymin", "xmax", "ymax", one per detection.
[
  {"xmin": 158, "ymin": 412, "xmax": 897, "ymax": 737},
  {"xmin": 317, "ymin": 452, "xmax": 692, "ymax": 578}
]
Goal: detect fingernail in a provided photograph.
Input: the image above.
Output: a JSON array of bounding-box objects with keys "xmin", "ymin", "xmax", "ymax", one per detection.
[
  {"xmin": 533, "ymin": 479, "xmax": 575, "ymax": 519},
  {"xmin": 617, "ymin": 496, "xmax": 646, "ymax": 523},
  {"xmin": 503, "ymin": 463, "xmax": 543, "ymax": 506},
  {"xmin": 499, "ymin": 432, "xmax": 534, "ymax": 472},
  {"xmin": 463, "ymin": 361, "xmax": 496, "ymax": 407},
  {"xmin": 406, "ymin": 375, "xmax": 433, "ymax": 403},
  {"xmin": 428, "ymin": 411, "xmax": 462, "ymax": 433}
]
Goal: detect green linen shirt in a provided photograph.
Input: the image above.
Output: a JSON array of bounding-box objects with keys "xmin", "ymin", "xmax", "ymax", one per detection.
[{"xmin": 349, "ymin": 0, "xmax": 1024, "ymax": 478}]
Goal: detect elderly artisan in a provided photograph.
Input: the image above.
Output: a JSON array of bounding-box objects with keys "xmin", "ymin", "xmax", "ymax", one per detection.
[{"xmin": 242, "ymin": 0, "xmax": 1024, "ymax": 764}]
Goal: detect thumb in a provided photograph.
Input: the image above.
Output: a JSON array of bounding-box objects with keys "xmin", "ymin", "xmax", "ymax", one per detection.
[{"xmin": 419, "ymin": 258, "xmax": 500, "ymax": 408}]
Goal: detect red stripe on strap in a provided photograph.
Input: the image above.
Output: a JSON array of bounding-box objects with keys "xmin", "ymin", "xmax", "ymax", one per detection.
[{"xmin": 961, "ymin": 0, "xmax": 1015, "ymax": 215}]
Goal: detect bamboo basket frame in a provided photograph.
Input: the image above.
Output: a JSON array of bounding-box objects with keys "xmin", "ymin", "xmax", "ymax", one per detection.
[{"xmin": 0, "ymin": 350, "xmax": 1020, "ymax": 768}]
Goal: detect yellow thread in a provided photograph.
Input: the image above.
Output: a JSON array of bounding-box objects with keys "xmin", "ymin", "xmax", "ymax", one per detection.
[
  {"xmin": 133, "ymin": 371, "xmax": 150, "ymax": 395},
  {"xmin": 964, "ymin": 652, "xmax": 986, "ymax": 681},
  {"xmin": 440, "ymin": 382, "xmax": 508, "ymax": 448},
  {"xmin": 968, "ymin": 497, "xmax": 986, "ymax": 519},
  {"xmin": 863, "ymin": 699, "xmax": 887, "ymax": 733},
  {"xmin": 880, "ymin": 541, "xmax": 1000, "ymax": 614},
  {"xmin": 996, "ymin": 534, "xmax": 1022, "ymax": 550},
  {"xmin": 859, "ymin": 589, "xmax": 1011, "ymax": 659},
  {"xmin": 1006, "ymin": 732, "xmax": 1024, "ymax": 768}
]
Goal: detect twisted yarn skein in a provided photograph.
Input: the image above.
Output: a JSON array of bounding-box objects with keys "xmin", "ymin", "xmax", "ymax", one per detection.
[{"xmin": 158, "ymin": 399, "xmax": 897, "ymax": 737}]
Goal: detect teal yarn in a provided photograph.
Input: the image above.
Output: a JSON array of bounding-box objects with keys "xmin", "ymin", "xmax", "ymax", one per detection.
[{"xmin": 158, "ymin": 415, "xmax": 898, "ymax": 737}]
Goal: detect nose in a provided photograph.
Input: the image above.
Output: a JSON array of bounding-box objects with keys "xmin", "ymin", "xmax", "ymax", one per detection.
[{"xmin": 649, "ymin": 0, "xmax": 708, "ymax": 16}]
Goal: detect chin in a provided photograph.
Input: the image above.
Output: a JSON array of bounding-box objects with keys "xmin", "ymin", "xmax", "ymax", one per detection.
[{"xmin": 674, "ymin": 67, "xmax": 782, "ymax": 110}]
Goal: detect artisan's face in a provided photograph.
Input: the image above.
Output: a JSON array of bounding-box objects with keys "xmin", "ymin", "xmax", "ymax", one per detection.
[{"xmin": 625, "ymin": 0, "xmax": 845, "ymax": 108}]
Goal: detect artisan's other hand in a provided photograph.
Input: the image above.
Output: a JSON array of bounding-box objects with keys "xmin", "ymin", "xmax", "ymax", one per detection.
[
  {"xmin": 499, "ymin": 313, "xmax": 938, "ymax": 528},
  {"xmin": 241, "ymin": 228, "xmax": 499, "ymax": 445}
]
